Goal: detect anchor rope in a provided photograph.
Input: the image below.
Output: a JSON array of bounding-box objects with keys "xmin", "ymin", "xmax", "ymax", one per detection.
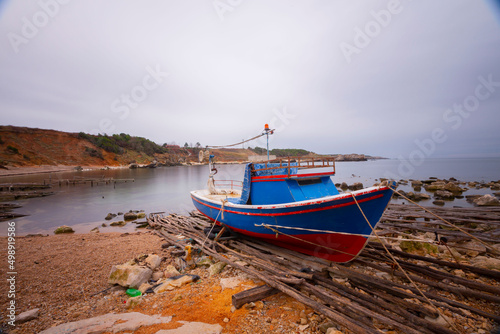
[
  {"xmin": 254, "ymin": 223, "xmax": 435, "ymax": 243},
  {"xmin": 351, "ymin": 192, "xmax": 461, "ymax": 333},
  {"xmin": 206, "ymin": 132, "xmax": 268, "ymax": 149},
  {"xmin": 257, "ymin": 224, "xmax": 360, "ymax": 258},
  {"xmin": 200, "ymin": 199, "xmax": 227, "ymax": 249}
]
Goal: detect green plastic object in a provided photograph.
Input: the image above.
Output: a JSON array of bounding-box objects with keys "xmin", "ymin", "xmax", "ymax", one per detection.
[{"xmin": 126, "ymin": 289, "xmax": 141, "ymax": 297}]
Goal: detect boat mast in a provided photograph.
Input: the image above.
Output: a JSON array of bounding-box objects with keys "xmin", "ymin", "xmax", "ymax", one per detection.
[{"xmin": 263, "ymin": 124, "xmax": 274, "ymax": 161}]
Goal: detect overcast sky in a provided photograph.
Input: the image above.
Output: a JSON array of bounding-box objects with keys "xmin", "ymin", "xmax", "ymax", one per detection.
[{"xmin": 1, "ymin": 0, "xmax": 499, "ymax": 158}]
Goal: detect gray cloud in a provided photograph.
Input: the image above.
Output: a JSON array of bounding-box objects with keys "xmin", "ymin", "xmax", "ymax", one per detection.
[{"xmin": 1, "ymin": 0, "xmax": 499, "ymax": 158}]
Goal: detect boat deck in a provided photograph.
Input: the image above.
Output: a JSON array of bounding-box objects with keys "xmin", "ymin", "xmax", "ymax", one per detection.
[{"xmin": 194, "ymin": 189, "xmax": 241, "ymax": 202}]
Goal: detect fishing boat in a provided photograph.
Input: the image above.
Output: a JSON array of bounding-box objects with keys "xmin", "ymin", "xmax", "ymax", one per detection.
[{"xmin": 191, "ymin": 127, "xmax": 396, "ymax": 263}]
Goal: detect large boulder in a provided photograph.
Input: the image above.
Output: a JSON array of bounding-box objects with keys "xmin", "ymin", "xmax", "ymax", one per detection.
[
  {"xmin": 473, "ymin": 194, "xmax": 500, "ymax": 206},
  {"xmin": 108, "ymin": 265, "xmax": 152, "ymax": 289}
]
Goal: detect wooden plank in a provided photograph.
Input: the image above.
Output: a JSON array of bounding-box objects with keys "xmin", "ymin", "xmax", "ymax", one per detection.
[{"xmin": 232, "ymin": 284, "xmax": 279, "ymax": 309}]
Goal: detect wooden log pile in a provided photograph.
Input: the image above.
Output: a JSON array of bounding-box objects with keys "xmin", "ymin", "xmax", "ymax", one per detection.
[{"xmin": 147, "ymin": 203, "xmax": 500, "ymax": 334}]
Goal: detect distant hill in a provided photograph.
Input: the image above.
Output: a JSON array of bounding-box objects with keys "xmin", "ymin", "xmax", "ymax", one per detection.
[
  {"xmin": 0, "ymin": 126, "xmax": 191, "ymax": 168},
  {"xmin": 0, "ymin": 126, "xmax": 380, "ymax": 169}
]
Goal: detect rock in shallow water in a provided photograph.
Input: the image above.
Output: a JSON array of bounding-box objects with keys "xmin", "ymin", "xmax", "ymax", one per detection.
[{"xmin": 54, "ymin": 225, "xmax": 74, "ymax": 234}]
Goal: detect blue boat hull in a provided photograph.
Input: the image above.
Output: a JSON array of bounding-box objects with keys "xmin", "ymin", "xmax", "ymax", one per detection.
[{"xmin": 191, "ymin": 185, "xmax": 394, "ymax": 263}]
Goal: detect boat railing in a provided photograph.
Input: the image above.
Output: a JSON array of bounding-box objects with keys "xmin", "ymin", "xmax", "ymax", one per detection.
[
  {"xmin": 213, "ymin": 180, "xmax": 243, "ymax": 190},
  {"xmin": 251, "ymin": 156, "xmax": 336, "ymax": 177}
]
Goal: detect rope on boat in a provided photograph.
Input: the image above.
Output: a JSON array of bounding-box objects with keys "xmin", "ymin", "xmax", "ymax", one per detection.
[
  {"xmin": 206, "ymin": 132, "xmax": 267, "ymax": 149},
  {"xmin": 254, "ymin": 223, "xmax": 435, "ymax": 243},
  {"xmin": 200, "ymin": 199, "xmax": 227, "ymax": 249},
  {"xmin": 255, "ymin": 224, "xmax": 360, "ymax": 258},
  {"xmin": 350, "ymin": 192, "xmax": 460, "ymax": 333}
]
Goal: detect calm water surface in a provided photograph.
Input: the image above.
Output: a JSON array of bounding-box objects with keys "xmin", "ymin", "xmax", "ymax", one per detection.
[{"xmin": 1, "ymin": 158, "xmax": 499, "ymax": 236}]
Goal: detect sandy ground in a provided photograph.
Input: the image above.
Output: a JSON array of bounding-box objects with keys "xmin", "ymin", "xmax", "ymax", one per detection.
[{"xmin": 0, "ymin": 231, "xmax": 322, "ymax": 334}]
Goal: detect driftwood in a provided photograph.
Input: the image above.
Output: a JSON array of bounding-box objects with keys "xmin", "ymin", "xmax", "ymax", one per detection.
[
  {"xmin": 148, "ymin": 203, "xmax": 500, "ymax": 334},
  {"xmin": 232, "ymin": 285, "xmax": 279, "ymax": 309}
]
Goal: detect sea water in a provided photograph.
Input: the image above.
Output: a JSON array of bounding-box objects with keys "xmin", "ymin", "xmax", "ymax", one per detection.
[{"xmin": 1, "ymin": 158, "xmax": 499, "ymax": 236}]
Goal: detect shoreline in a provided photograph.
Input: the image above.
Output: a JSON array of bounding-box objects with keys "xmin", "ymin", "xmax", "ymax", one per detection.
[{"xmin": 0, "ymin": 162, "xmax": 249, "ymax": 178}]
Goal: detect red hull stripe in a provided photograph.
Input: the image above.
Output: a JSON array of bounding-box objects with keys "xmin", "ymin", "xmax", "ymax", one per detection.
[{"xmin": 192, "ymin": 193, "xmax": 383, "ymax": 217}]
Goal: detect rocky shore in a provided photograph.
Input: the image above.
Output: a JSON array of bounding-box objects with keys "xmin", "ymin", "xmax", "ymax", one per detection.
[{"xmin": 0, "ymin": 232, "xmax": 329, "ymax": 334}]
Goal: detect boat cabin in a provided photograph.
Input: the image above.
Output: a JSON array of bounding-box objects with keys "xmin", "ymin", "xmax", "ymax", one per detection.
[{"xmin": 227, "ymin": 157, "xmax": 338, "ymax": 205}]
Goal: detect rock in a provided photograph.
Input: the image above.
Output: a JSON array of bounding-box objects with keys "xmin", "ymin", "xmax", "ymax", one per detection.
[
  {"xmin": 444, "ymin": 182, "xmax": 464, "ymax": 194},
  {"xmin": 154, "ymin": 274, "xmax": 200, "ymax": 293},
  {"xmin": 105, "ymin": 213, "xmax": 116, "ymax": 220},
  {"xmin": 124, "ymin": 212, "xmax": 138, "ymax": 221},
  {"xmin": 152, "ymin": 271, "xmax": 164, "ymax": 281},
  {"xmin": 220, "ymin": 277, "xmax": 243, "ymax": 290},
  {"xmin": 90, "ymin": 227, "xmax": 99, "ymax": 233},
  {"xmin": 208, "ymin": 262, "xmax": 227, "ymax": 276},
  {"xmin": 145, "ymin": 254, "xmax": 162, "ymax": 270},
  {"xmin": 155, "ymin": 321, "xmax": 223, "ymax": 334},
  {"xmin": 433, "ymin": 200, "xmax": 445, "ymax": 206},
  {"xmin": 424, "ymin": 314, "xmax": 452, "ymax": 328},
  {"xmin": 424, "ymin": 181, "xmax": 446, "ymax": 191},
  {"xmin": 400, "ymin": 240, "xmax": 438, "ymax": 255},
  {"xmin": 138, "ymin": 282, "xmax": 152, "ymax": 294},
  {"xmin": 348, "ymin": 182, "xmax": 363, "ymax": 191},
  {"xmin": 434, "ymin": 190, "xmax": 455, "ymax": 200},
  {"xmin": 137, "ymin": 212, "xmax": 146, "ymax": 219},
  {"xmin": 407, "ymin": 192, "xmax": 430, "ymax": 201},
  {"xmin": 245, "ymin": 302, "xmax": 256, "ymax": 309},
  {"xmin": 125, "ymin": 296, "xmax": 142, "ymax": 309},
  {"xmin": 108, "ymin": 265, "xmax": 152, "ymax": 289},
  {"xmin": 340, "ymin": 182, "xmax": 348, "ymax": 190},
  {"xmin": 164, "ymin": 265, "xmax": 181, "ymax": 278},
  {"xmin": 223, "ymin": 317, "xmax": 230, "ymax": 323},
  {"xmin": 102, "ymin": 223, "xmax": 107, "ymax": 227},
  {"xmin": 38, "ymin": 312, "xmax": 173, "ymax": 334},
  {"xmin": 16, "ymin": 308, "xmax": 39, "ymax": 324},
  {"xmin": 473, "ymin": 194, "xmax": 500, "ymax": 206},
  {"xmin": 470, "ymin": 256, "xmax": 500, "ymax": 271},
  {"xmin": 54, "ymin": 225, "xmax": 74, "ymax": 234},
  {"xmin": 319, "ymin": 321, "xmax": 336, "ymax": 333},
  {"xmin": 326, "ymin": 329, "xmax": 343, "ymax": 334},
  {"xmin": 110, "ymin": 221, "xmax": 126, "ymax": 226},
  {"xmin": 411, "ymin": 180, "xmax": 423, "ymax": 187},
  {"xmin": 196, "ymin": 257, "xmax": 214, "ymax": 268},
  {"xmin": 456, "ymin": 241, "xmax": 486, "ymax": 257}
]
